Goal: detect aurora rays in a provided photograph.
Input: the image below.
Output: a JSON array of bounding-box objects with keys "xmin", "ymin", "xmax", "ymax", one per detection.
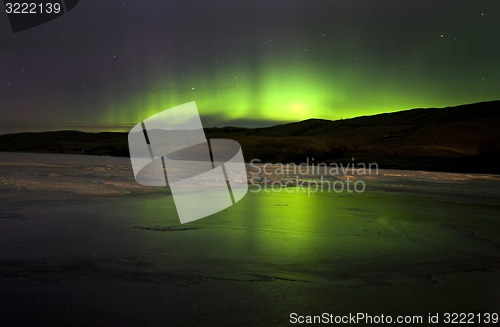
[{"xmin": 1, "ymin": 0, "xmax": 499, "ymax": 131}]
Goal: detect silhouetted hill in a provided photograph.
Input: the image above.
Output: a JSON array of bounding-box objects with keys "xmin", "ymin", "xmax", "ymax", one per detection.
[
  {"xmin": 1, "ymin": 101, "xmax": 499, "ymax": 173},
  {"xmin": 0, "ymin": 131, "xmax": 129, "ymax": 156}
]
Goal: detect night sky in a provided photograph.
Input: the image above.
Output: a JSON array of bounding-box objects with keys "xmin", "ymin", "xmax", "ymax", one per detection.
[{"xmin": 1, "ymin": 0, "xmax": 499, "ymax": 133}]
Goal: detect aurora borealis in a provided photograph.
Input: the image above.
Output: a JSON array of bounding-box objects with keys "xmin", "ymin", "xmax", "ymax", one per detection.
[{"xmin": 1, "ymin": 0, "xmax": 499, "ymax": 132}]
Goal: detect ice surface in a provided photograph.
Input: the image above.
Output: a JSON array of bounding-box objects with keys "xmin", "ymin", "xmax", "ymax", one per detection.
[
  {"xmin": 1, "ymin": 152, "xmax": 498, "ymax": 199},
  {"xmin": 0, "ymin": 152, "xmax": 159, "ymax": 196},
  {"xmin": 0, "ymin": 152, "xmax": 499, "ymax": 324}
]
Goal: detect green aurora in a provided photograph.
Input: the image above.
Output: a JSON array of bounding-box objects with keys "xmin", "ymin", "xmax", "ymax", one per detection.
[
  {"xmin": 103, "ymin": 60, "xmax": 498, "ymax": 126},
  {"xmin": 1, "ymin": 1, "xmax": 499, "ymax": 131}
]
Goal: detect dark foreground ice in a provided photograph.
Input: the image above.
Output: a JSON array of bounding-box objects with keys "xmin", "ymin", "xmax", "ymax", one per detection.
[{"xmin": 0, "ymin": 153, "xmax": 499, "ymax": 326}]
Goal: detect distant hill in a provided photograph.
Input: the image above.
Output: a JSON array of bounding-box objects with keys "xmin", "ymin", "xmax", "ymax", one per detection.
[
  {"xmin": 1, "ymin": 101, "xmax": 499, "ymax": 173},
  {"xmin": 0, "ymin": 131, "xmax": 129, "ymax": 157}
]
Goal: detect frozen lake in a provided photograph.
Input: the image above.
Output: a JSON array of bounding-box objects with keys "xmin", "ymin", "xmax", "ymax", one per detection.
[{"xmin": 0, "ymin": 152, "xmax": 499, "ymax": 326}]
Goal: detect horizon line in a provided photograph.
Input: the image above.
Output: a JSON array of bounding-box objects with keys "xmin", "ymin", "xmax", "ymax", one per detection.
[{"xmin": 1, "ymin": 99, "xmax": 498, "ymax": 135}]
